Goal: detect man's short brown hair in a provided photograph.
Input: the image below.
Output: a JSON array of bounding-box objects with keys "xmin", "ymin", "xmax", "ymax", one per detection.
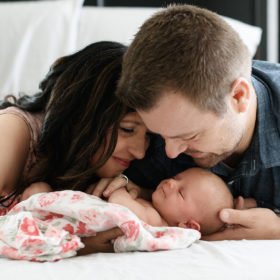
[{"xmin": 116, "ymin": 4, "xmax": 252, "ymax": 115}]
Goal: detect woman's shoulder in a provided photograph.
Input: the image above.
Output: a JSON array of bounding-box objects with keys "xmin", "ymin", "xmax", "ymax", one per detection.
[
  {"xmin": 0, "ymin": 106, "xmax": 41, "ymax": 121},
  {"xmin": 0, "ymin": 106, "xmax": 44, "ymax": 140},
  {"xmin": 0, "ymin": 106, "xmax": 45, "ymax": 179}
]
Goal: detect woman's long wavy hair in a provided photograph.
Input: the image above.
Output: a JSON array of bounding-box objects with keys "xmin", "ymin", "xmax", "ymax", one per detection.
[{"xmin": 0, "ymin": 41, "xmax": 129, "ymax": 193}]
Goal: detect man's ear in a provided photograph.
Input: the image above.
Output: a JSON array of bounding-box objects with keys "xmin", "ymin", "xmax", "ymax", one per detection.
[
  {"xmin": 230, "ymin": 77, "xmax": 251, "ymax": 113},
  {"xmin": 178, "ymin": 220, "xmax": 201, "ymax": 231}
]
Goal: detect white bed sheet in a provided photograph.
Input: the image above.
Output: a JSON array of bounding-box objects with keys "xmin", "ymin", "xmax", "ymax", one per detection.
[{"xmin": 1, "ymin": 239, "xmax": 279, "ymax": 280}]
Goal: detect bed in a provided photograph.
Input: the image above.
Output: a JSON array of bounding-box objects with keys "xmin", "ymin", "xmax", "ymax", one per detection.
[
  {"xmin": 1, "ymin": 239, "xmax": 280, "ymax": 279},
  {"xmin": 1, "ymin": 1, "xmax": 278, "ymax": 279}
]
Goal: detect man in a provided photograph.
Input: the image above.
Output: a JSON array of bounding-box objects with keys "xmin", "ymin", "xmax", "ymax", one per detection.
[{"xmin": 117, "ymin": 5, "xmax": 280, "ymax": 240}]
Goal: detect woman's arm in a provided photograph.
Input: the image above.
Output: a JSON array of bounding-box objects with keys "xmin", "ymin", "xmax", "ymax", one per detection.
[{"xmin": 0, "ymin": 114, "xmax": 31, "ymax": 196}]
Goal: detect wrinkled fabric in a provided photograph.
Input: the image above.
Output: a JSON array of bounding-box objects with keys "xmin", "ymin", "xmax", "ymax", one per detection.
[{"xmin": 0, "ymin": 191, "xmax": 200, "ymax": 262}]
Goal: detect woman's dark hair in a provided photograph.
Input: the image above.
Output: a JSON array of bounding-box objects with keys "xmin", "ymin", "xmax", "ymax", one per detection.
[{"xmin": 0, "ymin": 41, "xmax": 129, "ymax": 193}]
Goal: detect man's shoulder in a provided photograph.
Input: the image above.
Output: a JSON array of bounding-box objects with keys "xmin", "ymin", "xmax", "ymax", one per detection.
[
  {"xmin": 252, "ymin": 60, "xmax": 280, "ymax": 83},
  {"xmin": 252, "ymin": 60, "xmax": 280, "ymax": 124},
  {"xmin": 252, "ymin": 60, "xmax": 280, "ymax": 70}
]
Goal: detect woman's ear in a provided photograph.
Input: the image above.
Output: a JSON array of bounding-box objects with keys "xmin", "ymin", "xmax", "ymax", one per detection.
[
  {"xmin": 230, "ymin": 77, "xmax": 251, "ymax": 113},
  {"xmin": 178, "ymin": 220, "xmax": 201, "ymax": 231}
]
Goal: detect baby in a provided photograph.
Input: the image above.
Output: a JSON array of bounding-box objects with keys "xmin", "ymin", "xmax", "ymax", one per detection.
[
  {"xmin": 108, "ymin": 168, "xmax": 234, "ymax": 235},
  {"xmin": 20, "ymin": 168, "xmax": 252, "ymax": 235}
]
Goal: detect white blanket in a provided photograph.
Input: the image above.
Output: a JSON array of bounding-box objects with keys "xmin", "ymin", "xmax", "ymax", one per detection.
[{"xmin": 0, "ymin": 191, "xmax": 200, "ymax": 261}]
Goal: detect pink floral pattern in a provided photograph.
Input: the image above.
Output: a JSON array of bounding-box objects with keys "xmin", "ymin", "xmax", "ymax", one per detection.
[
  {"xmin": 38, "ymin": 192, "xmax": 60, "ymax": 207},
  {"xmin": 121, "ymin": 221, "xmax": 140, "ymax": 241},
  {"xmin": 0, "ymin": 191, "xmax": 200, "ymax": 262},
  {"xmin": 20, "ymin": 217, "xmax": 40, "ymax": 236}
]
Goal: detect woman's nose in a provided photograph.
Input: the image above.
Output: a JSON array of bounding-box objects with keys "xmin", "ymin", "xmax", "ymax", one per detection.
[{"xmin": 129, "ymin": 136, "xmax": 149, "ymax": 160}]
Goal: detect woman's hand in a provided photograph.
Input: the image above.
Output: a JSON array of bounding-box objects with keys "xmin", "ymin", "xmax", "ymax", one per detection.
[
  {"xmin": 77, "ymin": 227, "xmax": 124, "ymax": 256},
  {"xmin": 87, "ymin": 176, "xmax": 142, "ymax": 199}
]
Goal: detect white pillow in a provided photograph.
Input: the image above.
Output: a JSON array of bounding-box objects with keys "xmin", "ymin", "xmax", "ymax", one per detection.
[
  {"xmin": 78, "ymin": 7, "xmax": 160, "ymax": 48},
  {"xmin": 0, "ymin": 0, "xmax": 83, "ymax": 98},
  {"xmin": 221, "ymin": 15, "xmax": 262, "ymax": 59},
  {"xmin": 78, "ymin": 7, "xmax": 262, "ymax": 58}
]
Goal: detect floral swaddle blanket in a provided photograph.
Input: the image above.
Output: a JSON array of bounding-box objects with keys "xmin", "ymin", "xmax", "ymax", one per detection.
[{"xmin": 0, "ymin": 191, "xmax": 200, "ymax": 261}]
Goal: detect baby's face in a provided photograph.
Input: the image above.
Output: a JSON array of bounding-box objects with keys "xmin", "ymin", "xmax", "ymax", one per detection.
[{"xmin": 152, "ymin": 169, "xmax": 205, "ymax": 226}]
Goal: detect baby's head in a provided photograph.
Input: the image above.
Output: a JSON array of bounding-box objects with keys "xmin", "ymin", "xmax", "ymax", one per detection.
[{"xmin": 152, "ymin": 168, "xmax": 233, "ymax": 235}]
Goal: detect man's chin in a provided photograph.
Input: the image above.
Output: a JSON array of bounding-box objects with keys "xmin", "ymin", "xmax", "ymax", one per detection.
[{"xmin": 193, "ymin": 156, "xmax": 221, "ymax": 168}]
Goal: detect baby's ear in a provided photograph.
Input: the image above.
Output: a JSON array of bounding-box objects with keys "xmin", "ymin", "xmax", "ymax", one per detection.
[{"xmin": 178, "ymin": 220, "xmax": 200, "ymax": 231}]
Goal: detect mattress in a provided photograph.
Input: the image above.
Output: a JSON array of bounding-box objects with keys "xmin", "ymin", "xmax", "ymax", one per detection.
[{"xmin": 1, "ymin": 239, "xmax": 279, "ymax": 280}]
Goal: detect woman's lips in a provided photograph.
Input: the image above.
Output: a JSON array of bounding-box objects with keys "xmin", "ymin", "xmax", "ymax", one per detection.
[{"xmin": 113, "ymin": 157, "xmax": 131, "ymax": 168}]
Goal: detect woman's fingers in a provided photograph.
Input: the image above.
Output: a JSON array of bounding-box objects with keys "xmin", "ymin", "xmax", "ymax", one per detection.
[
  {"xmin": 87, "ymin": 176, "xmax": 141, "ymax": 199},
  {"xmin": 91, "ymin": 178, "xmax": 112, "ymax": 197},
  {"xmin": 102, "ymin": 176, "xmax": 129, "ymax": 197}
]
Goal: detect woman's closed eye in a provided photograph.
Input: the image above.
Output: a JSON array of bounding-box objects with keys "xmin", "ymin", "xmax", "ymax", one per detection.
[
  {"xmin": 120, "ymin": 127, "xmax": 134, "ymax": 134},
  {"xmin": 120, "ymin": 127, "xmax": 152, "ymax": 139}
]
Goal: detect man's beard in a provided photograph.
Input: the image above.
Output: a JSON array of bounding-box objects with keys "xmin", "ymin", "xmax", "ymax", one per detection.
[
  {"xmin": 189, "ymin": 132, "xmax": 244, "ymax": 168},
  {"xmin": 192, "ymin": 151, "xmax": 234, "ymax": 168}
]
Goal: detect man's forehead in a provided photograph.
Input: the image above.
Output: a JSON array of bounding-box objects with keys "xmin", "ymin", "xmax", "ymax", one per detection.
[{"xmin": 137, "ymin": 98, "xmax": 205, "ymax": 137}]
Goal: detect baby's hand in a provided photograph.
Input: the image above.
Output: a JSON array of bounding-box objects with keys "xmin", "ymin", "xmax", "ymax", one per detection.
[{"xmin": 108, "ymin": 187, "xmax": 131, "ymax": 204}]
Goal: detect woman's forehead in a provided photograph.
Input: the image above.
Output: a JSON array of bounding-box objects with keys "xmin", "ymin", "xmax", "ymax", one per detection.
[{"xmin": 121, "ymin": 112, "xmax": 145, "ymax": 124}]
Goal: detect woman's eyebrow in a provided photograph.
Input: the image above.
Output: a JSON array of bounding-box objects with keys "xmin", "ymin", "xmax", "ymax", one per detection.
[
  {"xmin": 120, "ymin": 120, "xmax": 142, "ymax": 125},
  {"xmin": 120, "ymin": 120, "xmax": 154, "ymax": 134}
]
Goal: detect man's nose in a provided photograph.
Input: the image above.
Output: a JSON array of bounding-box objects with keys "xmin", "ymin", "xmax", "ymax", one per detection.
[{"xmin": 165, "ymin": 138, "xmax": 188, "ymax": 159}]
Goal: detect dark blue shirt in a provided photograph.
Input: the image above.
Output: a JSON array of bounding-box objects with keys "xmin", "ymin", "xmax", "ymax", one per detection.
[{"xmin": 125, "ymin": 60, "xmax": 280, "ymax": 212}]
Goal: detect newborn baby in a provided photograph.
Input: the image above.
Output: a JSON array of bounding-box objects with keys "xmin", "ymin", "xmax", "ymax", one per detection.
[
  {"xmin": 109, "ymin": 168, "xmax": 234, "ymax": 235},
  {"xmin": 21, "ymin": 168, "xmax": 240, "ymax": 235}
]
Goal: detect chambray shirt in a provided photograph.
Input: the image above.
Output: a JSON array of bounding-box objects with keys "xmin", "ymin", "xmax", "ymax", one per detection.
[{"xmin": 125, "ymin": 60, "xmax": 280, "ymax": 212}]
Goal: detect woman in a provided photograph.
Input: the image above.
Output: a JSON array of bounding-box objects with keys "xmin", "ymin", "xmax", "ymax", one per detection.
[{"xmin": 0, "ymin": 41, "xmax": 150, "ymax": 254}]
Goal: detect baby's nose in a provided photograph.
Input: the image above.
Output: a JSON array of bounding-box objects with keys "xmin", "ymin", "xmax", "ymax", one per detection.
[{"xmin": 163, "ymin": 179, "xmax": 177, "ymax": 193}]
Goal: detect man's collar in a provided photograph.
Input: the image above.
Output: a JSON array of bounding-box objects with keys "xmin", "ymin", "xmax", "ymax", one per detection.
[
  {"xmin": 252, "ymin": 75, "xmax": 280, "ymax": 168},
  {"xmin": 211, "ymin": 75, "xmax": 280, "ymax": 178}
]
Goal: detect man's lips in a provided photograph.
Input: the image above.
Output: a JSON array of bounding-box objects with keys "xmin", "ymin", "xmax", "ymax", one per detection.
[
  {"xmin": 113, "ymin": 157, "xmax": 131, "ymax": 168},
  {"xmin": 185, "ymin": 151, "xmax": 204, "ymax": 158}
]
